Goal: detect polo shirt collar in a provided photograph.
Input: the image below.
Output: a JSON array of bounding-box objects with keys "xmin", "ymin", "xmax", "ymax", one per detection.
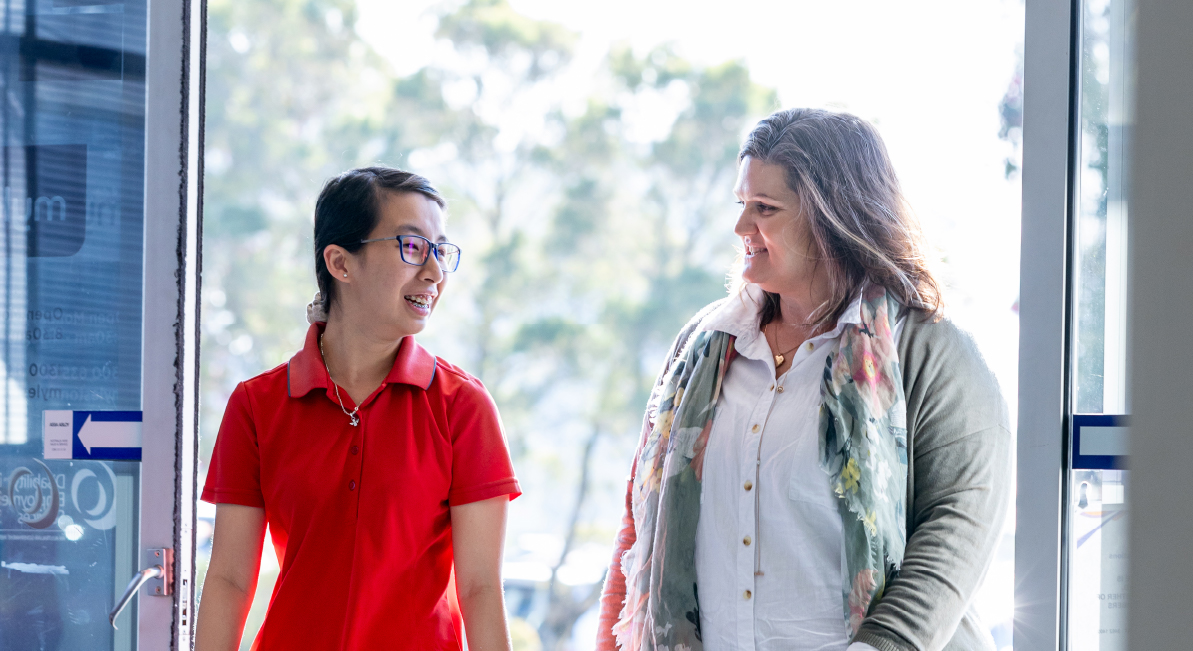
[{"xmin": 287, "ymin": 323, "xmax": 437, "ymax": 398}]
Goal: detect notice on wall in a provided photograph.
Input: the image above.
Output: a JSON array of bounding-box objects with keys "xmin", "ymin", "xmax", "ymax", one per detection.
[{"xmin": 43, "ymin": 411, "xmax": 142, "ymax": 461}]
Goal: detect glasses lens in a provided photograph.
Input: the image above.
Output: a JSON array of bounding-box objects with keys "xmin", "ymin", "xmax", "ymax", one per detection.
[
  {"xmin": 437, "ymin": 243, "xmax": 461, "ymax": 272},
  {"xmin": 399, "ymin": 236, "xmax": 429, "ymax": 265}
]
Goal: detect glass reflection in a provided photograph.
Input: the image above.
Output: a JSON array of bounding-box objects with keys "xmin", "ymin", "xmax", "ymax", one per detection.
[
  {"xmin": 1, "ymin": 1, "xmax": 147, "ymax": 649},
  {"xmin": 1072, "ymin": 0, "xmax": 1134, "ymax": 415},
  {"xmin": 1068, "ymin": 469, "xmax": 1128, "ymax": 651}
]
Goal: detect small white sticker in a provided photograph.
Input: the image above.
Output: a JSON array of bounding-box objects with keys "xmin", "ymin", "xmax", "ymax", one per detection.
[{"xmin": 43, "ymin": 410, "xmax": 73, "ymax": 459}]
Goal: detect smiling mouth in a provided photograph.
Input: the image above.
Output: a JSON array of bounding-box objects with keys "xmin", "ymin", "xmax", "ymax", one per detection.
[
  {"xmin": 405, "ymin": 294, "xmax": 434, "ymax": 311},
  {"xmin": 745, "ymin": 242, "xmax": 767, "ymax": 257}
]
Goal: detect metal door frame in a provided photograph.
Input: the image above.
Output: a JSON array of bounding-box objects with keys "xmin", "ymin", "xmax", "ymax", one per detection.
[
  {"xmin": 140, "ymin": 0, "xmax": 204, "ymax": 647},
  {"xmin": 1016, "ymin": 0, "xmax": 1077, "ymax": 649}
]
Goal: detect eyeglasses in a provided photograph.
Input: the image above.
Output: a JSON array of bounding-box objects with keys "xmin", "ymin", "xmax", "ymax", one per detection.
[{"xmin": 359, "ymin": 234, "xmax": 461, "ymax": 273}]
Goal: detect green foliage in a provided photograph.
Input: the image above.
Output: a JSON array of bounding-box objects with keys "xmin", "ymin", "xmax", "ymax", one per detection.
[
  {"xmin": 437, "ymin": 0, "xmax": 576, "ymax": 78},
  {"xmin": 199, "ymin": 1, "xmax": 777, "ymax": 647}
]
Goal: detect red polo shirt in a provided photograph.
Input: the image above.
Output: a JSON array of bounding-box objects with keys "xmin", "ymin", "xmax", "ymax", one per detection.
[{"xmin": 201, "ymin": 324, "xmax": 520, "ymax": 650}]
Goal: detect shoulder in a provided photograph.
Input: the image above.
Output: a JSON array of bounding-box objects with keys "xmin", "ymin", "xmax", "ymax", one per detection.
[
  {"xmin": 898, "ymin": 309, "xmax": 1011, "ymax": 440},
  {"xmin": 237, "ymin": 361, "xmax": 290, "ymax": 401},
  {"xmin": 691, "ymin": 296, "xmax": 731, "ymax": 324},
  {"xmin": 427, "ymin": 356, "xmax": 496, "ymax": 410},
  {"xmin": 641, "ymin": 296, "xmax": 732, "ymax": 394},
  {"xmin": 673, "ymin": 297, "xmax": 730, "ymax": 347},
  {"xmin": 898, "ymin": 310, "xmax": 985, "ymax": 366}
]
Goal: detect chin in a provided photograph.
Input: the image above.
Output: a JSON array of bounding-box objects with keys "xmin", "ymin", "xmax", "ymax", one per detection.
[
  {"xmin": 740, "ymin": 265, "xmax": 766, "ymax": 287},
  {"xmin": 398, "ymin": 317, "xmax": 428, "ymax": 337},
  {"xmin": 380, "ymin": 311, "xmax": 426, "ymax": 340}
]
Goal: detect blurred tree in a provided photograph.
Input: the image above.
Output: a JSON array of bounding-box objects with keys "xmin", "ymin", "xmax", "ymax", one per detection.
[
  {"xmin": 201, "ymin": 0, "xmax": 427, "ymax": 461},
  {"xmin": 1074, "ymin": 0, "xmax": 1110, "ymax": 415},
  {"xmin": 514, "ymin": 46, "xmax": 777, "ymax": 650},
  {"xmin": 199, "ymin": 1, "xmax": 777, "ymax": 648}
]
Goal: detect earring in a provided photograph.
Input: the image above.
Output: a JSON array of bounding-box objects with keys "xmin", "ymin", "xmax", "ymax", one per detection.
[{"xmin": 342, "ymin": 273, "xmax": 347, "ymax": 278}]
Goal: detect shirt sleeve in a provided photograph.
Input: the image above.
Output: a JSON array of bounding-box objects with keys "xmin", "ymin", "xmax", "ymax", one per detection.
[
  {"xmin": 200, "ymin": 382, "xmax": 265, "ymax": 508},
  {"xmin": 447, "ymin": 377, "xmax": 521, "ymax": 506}
]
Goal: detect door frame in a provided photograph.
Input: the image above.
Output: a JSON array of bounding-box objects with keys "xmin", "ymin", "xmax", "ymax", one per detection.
[
  {"xmin": 1016, "ymin": 0, "xmax": 1077, "ymax": 649},
  {"xmin": 140, "ymin": 0, "xmax": 205, "ymax": 647}
]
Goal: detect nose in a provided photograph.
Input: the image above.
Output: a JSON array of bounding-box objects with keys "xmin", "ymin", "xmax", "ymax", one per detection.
[
  {"xmin": 734, "ymin": 205, "xmax": 756, "ymax": 239},
  {"xmin": 420, "ymin": 249, "xmax": 445, "ymax": 283}
]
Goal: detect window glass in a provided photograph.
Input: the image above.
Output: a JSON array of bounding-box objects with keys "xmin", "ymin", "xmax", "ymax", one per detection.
[
  {"xmin": 0, "ymin": 1, "xmax": 147, "ymax": 649},
  {"xmin": 1073, "ymin": 0, "xmax": 1133, "ymax": 415},
  {"xmin": 196, "ymin": 2, "xmax": 1024, "ymax": 648},
  {"xmin": 1069, "ymin": 468, "xmax": 1128, "ymax": 648},
  {"xmin": 1068, "ymin": 0, "xmax": 1134, "ymax": 647}
]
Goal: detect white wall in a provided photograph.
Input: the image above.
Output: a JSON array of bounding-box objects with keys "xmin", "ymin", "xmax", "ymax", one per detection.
[{"xmin": 1126, "ymin": 0, "xmax": 1193, "ymax": 647}]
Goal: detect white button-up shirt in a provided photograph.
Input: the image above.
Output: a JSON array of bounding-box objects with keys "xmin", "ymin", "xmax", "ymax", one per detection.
[{"xmin": 694, "ymin": 285, "xmax": 898, "ymax": 651}]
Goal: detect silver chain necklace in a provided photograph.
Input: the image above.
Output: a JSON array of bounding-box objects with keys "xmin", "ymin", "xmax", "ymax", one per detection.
[{"xmin": 319, "ymin": 334, "xmax": 360, "ymax": 426}]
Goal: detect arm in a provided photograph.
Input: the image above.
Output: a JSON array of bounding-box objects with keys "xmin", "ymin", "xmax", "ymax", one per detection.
[
  {"xmin": 854, "ymin": 318, "xmax": 1013, "ymax": 651},
  {"xmin": 596, "ymin": 466, "xmax": 638, "ymax": 651},
  {"xmin": 596, "ymin": 301, "xmax": 724, "ymax": 650},
  {"xmin": 856, "ymin": 427, "xmax": 1012, "ymax": 651},
  {"xmin": 451, "ymin": 495, "xmax": 512, "ymax": 651},
  {"xmin": 195, "ymin": 504, "xmax": 267, "ymax": 651}
]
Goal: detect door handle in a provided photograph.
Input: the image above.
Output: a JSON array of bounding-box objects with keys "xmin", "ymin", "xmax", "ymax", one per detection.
[{"xmin": 109, "ymin": 548, "xmax": 174, "ymax": 629}]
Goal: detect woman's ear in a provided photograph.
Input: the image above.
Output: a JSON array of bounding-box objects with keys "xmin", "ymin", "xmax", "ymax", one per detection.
[{"xmin": 324, "ymin": 244, "xmax": 351, "ymax": 283}]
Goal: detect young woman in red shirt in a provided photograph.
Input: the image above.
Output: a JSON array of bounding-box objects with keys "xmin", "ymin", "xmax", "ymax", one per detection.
[{"xmin": 195, "ymin": 167, "xmax": 520, "ymax": 651}]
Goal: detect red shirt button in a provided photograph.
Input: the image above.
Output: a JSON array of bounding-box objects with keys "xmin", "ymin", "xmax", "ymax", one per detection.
[
  {"xmin": 348, "ymin": 480, "xmax": 356, "ymax": 491},
  {"xmin": 350, "ymin": 446, "xmax": 359, "ymax": 455}
]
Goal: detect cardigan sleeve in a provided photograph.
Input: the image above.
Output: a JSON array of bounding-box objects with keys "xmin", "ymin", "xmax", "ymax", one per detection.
[
  {"xmin": 596, "ymin": 299, "xmax": 725, "ymax": 651},
  {"xmin": 853, "ymin": 314, "xmax": 1013, "ymax": 651}
]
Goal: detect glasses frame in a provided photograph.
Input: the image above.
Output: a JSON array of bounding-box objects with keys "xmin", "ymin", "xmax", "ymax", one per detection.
[{"xmin": 359, "ymin": 234, "xmax": 461, "ymax": 273}]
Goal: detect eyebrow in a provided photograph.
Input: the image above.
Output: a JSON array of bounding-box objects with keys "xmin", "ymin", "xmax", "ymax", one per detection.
[
  {"xmin": 734, "ymin": 191, "xmax": 784, "ymax": 202},
  {"xmin": 396, "ymin": 224, "xmax": 448, "ymax": 243}
]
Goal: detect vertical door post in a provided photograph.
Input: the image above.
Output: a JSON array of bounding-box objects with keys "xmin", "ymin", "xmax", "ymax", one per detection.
[
  {"xmin": 1016, "ymin": 0, "xmax": 1075, "ymax": 648},
  {"xmin": 141, "ymin": 0, "xmax": 204, "ymax": 647}
]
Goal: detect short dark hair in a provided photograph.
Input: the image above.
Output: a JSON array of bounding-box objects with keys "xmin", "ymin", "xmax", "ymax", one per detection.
[{"xmin": 313, "ymin": 166, "xmax": 446, "ymax": 310}]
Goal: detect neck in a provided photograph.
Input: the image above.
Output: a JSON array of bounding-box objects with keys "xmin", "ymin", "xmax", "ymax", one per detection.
[
  {"xmin": 773, "ymin": 278, "xmax": 831, "ymax": 326},
  {"xmin": 320, "ymin": 304, "xmax": 406, "ymax": 400}
]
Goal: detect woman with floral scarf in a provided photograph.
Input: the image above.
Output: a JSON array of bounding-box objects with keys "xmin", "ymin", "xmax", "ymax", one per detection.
[{"xmin": 597, "ymin": 109, "xmax": 1012, "ymax": 651}]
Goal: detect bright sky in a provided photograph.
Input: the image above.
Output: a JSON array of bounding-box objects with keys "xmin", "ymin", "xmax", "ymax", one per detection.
[{"xmin": 356, "ymin": 0, "xmax": 1026, "ymax": 403}]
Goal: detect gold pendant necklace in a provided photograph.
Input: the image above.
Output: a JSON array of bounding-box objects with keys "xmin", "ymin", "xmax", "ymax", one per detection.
[
  {"xmin": 765, "ymin": 324, "xmax": 804, "ymax": 368},
  {"xmin": 319, "ymin": 334, "xmax": 361, "ymax": 427}
]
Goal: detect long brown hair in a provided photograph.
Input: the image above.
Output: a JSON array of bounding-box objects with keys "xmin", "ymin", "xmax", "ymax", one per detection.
[{"xmin": 736, "ymin": 108, "xmax": 941, "ymax": 327}]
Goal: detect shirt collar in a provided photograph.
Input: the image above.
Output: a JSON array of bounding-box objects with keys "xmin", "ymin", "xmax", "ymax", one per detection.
[
  {"xmin": 287, "ymin": 323, "xmax": 437, "ymax": 398},
  {"xmin": 697, "ymin": 283, "xmax": 865, "ymax": 361}
]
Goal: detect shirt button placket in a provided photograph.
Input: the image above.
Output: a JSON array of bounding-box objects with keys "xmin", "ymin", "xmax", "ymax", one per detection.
[{"xmin": 349, "ymin": 417, "xmax": 364, "ymax": 499}]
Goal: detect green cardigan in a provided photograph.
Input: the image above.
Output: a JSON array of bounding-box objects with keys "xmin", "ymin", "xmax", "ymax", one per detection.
[
  {"xmin": 596, "ymin": 301, "xmax": 1013, "ymax": 651},
  {"xmin": 855, "ymin": 308, "xmax": 1013, "ymax": 651}
]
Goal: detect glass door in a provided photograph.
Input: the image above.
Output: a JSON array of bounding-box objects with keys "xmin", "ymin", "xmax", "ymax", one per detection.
[
  {"xmin": 1066, "ymin": 0, "xmax": 1134, "ymax": 647},
  {"xmin": 0, "ymin": 0, "xmax": 202, "ymax": 649}
]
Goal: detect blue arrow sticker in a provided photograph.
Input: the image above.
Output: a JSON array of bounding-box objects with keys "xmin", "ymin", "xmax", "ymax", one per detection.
[{"xmin": 43, "ymin": 410, "xmax": 142, "ymax": 461}]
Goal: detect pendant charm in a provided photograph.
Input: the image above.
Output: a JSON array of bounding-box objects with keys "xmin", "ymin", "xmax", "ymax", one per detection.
[
  {"xmin": 350, "ymin": 415, "xmax": 359, "ymax": 427},
  {"xmin": 774, "ymin": 354, "xmax": 784, "ymax": 367}
]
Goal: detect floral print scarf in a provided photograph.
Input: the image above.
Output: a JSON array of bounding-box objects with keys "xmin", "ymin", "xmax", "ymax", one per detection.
[{"xmin": 614, "ymin": 286, "xmax": 908, "ymax": 650}]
